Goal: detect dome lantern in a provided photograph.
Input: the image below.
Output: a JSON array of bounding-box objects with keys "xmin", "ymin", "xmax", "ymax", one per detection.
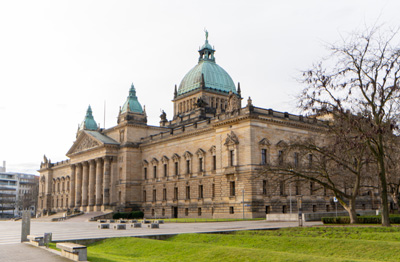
[{"xmin": 177, "ymin": 31, "xmax": 237, "ymax": 97}]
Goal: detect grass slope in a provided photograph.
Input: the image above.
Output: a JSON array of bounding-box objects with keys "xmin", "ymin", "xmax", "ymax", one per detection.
[{"xmin": 87, "ymin": 227, "xmax": 400, "ymax": 262}]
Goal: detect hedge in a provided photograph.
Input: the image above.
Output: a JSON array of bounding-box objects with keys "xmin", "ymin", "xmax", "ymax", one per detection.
[
  {"xmin": 113, "ymin": 211, "xmax": 144, "ymax": 219},
  {"xmin": 322, "ymin": 215, "xmax": 400, "ymax": 224}
]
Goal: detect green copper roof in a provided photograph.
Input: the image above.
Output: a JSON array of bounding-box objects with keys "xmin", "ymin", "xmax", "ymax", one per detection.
[
  {"xmin": 177, "ymin": 31, "xmax": 236, "ymax": 96},
  {"xmin": 121, "ymin": 83, "xmax": 143, "ymax": 114},
  {"xmin": 79, "ymin": 105, "xmax": 98, "ymax": 131}
]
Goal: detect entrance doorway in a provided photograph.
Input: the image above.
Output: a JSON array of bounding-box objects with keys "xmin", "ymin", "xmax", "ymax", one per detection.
[{"xmin": 172, "ymin": 206, "xmax": 178, "ymax": 218}]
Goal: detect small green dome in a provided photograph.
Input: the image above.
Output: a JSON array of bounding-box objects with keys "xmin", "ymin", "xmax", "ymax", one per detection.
[
  {"xmin": 177, "ymin": 32, "xmax": 236, "ymax": 96},
  {"xmin": 79, "ymin": 105, "xmax": 98, "ymax": 131},
  {"xmin": 121, "ymin": 83, "xmax": 143, "ymax": 113}
]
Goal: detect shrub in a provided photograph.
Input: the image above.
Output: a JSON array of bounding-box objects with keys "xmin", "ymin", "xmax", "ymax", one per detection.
[
  {"xmin": 322, "ymin": 215, "xmax": 400, "ymax": 224},
  {"xmin": 113, "ymin": 211, "xmax": 144, "ymax": 219}
]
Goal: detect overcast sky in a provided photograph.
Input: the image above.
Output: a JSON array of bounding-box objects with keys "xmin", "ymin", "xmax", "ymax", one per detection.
[{"xmin": 1, "ymin": 0, "xmax": 399, "ymax": 175}]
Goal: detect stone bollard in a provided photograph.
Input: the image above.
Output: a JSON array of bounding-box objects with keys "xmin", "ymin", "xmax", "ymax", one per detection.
[{"xmin": 21, "ymin": 211, "xmax": 31, "ymax": 242}]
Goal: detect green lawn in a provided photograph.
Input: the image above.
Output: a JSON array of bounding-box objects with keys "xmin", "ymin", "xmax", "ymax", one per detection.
[{"xmin": 86, "ymin": 227, "xmax": 400, "ymax": 261}]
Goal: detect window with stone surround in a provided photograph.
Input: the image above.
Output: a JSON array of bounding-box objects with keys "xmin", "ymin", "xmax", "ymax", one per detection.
[
  {"xmin": 161, "ymin": 156, "xmax": 169, "ymax": 177},
  {"xmin": 174, "ymin": 187, "xmax": 178, "ymax": 200},
  {"xmin": 185, "ymin": 208, "xmax": 189, "ymax": 216},
  {"xmin": 144, "ymin": 167, "xmax": 147, "ymax": 180},
  {"xmin": 212, "ymin": 183, "xmax": 215, "ymax": 198},
  {"xmin": 230, "ymin": 181, "xmax": 235, "ymax": 196},
  {"xmin": 294, "ymin": 152, "xmax": 299, "ymax": 168},
  {"xmin": 143, "ymin": 190, "xmax": 146, "ymax": 202},
  {"xmin": 172, "ymin": 154, "xmax": 180, "ymax": 176},
  {"xmin": 183, "ymin": 151, "xmax": 192, "ymax": 175},
  {"xmin": 162, "ymin": 208, "xmax": 165, "ymax": 216},
  {"xmin": 198, "ymin": 207, "xmax": 202, "ymax": 216},
  {"xmin": 198, "ymin": 185, "xmax": 203, "ymax": 199},
  {"xmin": 153, "ymin": 189, "xmax": 156, "ymax": 202},
  {"xmin": 262, "ymin": 180, "xmax": 267, "ymax": 195},
  {"xmin": 196, "ymin": 148, "xmax": 206, "ymax": 172},
  {"xmin": 209, "ymin": 145, "xmax": 217, "ymax": 171},
  {"xmin": 163, "ymin": 188, "xmax": 167, "ymax": 201},
  {"xmin": 229, "ymin": 206, "xmax": 234, "ymax": 214},
  {"xmin": 151, "ymin": 158, "xmax": 158, "ymax": 179},
  {"xmin": 186, "ymin": 186, "xmax": 190, "ymax": 200}
]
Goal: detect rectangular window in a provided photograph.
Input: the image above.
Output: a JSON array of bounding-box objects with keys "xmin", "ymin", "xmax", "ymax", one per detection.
[
  {"xmin": 278, "ymin": 150, "xmax": 284, "ymax": 165},
  {"xmin": 265, "ymin": 205, "xmax": 270, "ymax": 214},
  {"xmin": 326, "ymin": 205, "xmax": 330, "ymax": 212},
  {"xmin": 229, "ymin": 206, "xmax": 234, "ymax": 214},
  {"xmin": 230, "ymin": 181, "xmax": 235, "ymax": 196},
  {"xmin": 153, "ymin": 166, "xmax": 157, "ymax": 178},
  {"xmin": 310, "ymin": 182, "xmax": 314, "ymax": 195},
  {"xmin": 186, "ymin": 186, "xmax": 190, "ymax": 199},
  {"xmin": 313, "ymin": 205, "xmax": 317, "ymax": 212},
  {"xmin": 294, "ymin": 152, "xmax": 299, "ymax": 167},
  {"xmin": 164, "ymin": 164, "xmax": 167, "ymax": 177},
  {"xmin": 199, "ymin": 185, "xmax": 203, "ymax": 199},
  {"xmin": 185, "ymin": 208, "xmax": 189, "ymax": 216},
  {"xmin": 198, "ymin": 207, "xmax": 202, "ymax": 216},
  {"xmin": 230, "ymin": 150, "xmax": 235, "ymax": 166},
  {"xmin": 261, "ymin": 149, "xmax": 267, "ymax": 165},
  {"xmin": 163, "ymin": 188, "xmax": 167, "ymax": 201},
  {"xmin": 262, "ymin": 180, "xmax": 267, "ymax": 195},
  {"xmin": 152, "ymin": 209, "xmax": 155, "ymax": 216},
  {"xmin": 143, "ymin": 190, "xmax": 146, "ymax": 202},
  {"xmin": 295, "ymin": 182, "xmax": 301, "ymax": 195},
  {"xmin": 213, "ymin": 155, "xmax": 217, "ymax": 170},
  {"xmin": 308, "ymin": 154, "xmax": 313, "ymax": 168},
  {"xmin": 175, "ymin": 162, "xmax": 179, "ymax": 176},
  {"xmin": 280, "ymin": 181, "xmax": 285, "ymax": 196},
  {"xmin": 162, "ymin": 208, "xmax": 165, "ymax": 216},
  {"xmin": 199, "ymin": 158, "xmax": 203, "ymax": 172},
  {"xmin": 282, "ymin": 205, "xmax": 287, "ymax": 213},
  {"xmin": 212, "ymin": 183, "xmax": 215, "ymax": 198},
  {"xmin": 153, "ymin": 189, "xmax": 156, "ymax": 202},
  {"xmin": 186, "ymin": 160, "xmax": 190, "ymax": 174},
  {"xmin": 174, "ymin": 187, "xmax": 178, "ymax": 200}
]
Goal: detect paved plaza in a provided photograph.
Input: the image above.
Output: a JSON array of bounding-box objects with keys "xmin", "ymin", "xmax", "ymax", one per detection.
[{"xmin": 0, "ymin": 218, "xmax": 322, "ymax": 261}]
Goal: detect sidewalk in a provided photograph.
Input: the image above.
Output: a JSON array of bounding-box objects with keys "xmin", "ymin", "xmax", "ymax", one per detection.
[{"xmin": 0, "ymin": 243, "xmax": 70, "ymax": 262}]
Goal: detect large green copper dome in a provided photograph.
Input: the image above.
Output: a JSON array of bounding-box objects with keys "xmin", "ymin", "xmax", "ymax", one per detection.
[{"xmin": 177, "ymin": 32, "xmax": 236, "ymax": 96}]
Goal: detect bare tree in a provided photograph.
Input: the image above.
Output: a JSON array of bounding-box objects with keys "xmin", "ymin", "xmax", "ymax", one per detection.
[
  {"xmin": 263, "ymin": 112, "xmax": 374, "ymax": 223},
  {"xmin": 299, "ymin": 27, "xmax": 400, "ymax": 226}
]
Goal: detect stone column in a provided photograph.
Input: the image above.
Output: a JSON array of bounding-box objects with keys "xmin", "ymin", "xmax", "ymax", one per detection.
[
  {"xmin": 69, "ymin": 165, "xmax": 76, "ymax": 209},
  {"xmin": 95, "ymin": 158, "xmax": 103, "ymax": 211},
  {"xmin": 88, "ymin": 160, "xmax": 96, "ymax": 211},
  {"xmin": 82, "ymin": 162, "xmax": 89, "ymax": 210},
  {"xmin": 75, "ymin": 163, "xmax": 82, "ymax": 208},
  {"xmin": 102, "ymin": 156, "xmax": 111, "ymax": 209},
  {"xmin": 109, "ymin": 157, "xmax": 117, "ymax": 207}
]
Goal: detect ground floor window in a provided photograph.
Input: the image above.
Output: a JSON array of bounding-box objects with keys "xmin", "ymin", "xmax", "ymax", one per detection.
[
  {"xmin": 265, "ymin": 205, "xmax": 270, "ymax": 214},
  {"xmin": 198, "ymin": 208, "xmax": 202, "ymax": 216},
  {"xmin": 229, "ymin": 206, "xmax": 234, "ymax": 214},
  {"xmin": 185, "ymin": 208, "xmax": 189, "ymax": 216},
  {"xmin": 162, "ymin": 208, "xmax": 165, "ymax": 216}
]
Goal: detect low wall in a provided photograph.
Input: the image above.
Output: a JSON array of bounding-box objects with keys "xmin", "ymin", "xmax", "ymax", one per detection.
[{"xmin": 267, "ymin": 210, "xmax": 377, "ymax": 222}]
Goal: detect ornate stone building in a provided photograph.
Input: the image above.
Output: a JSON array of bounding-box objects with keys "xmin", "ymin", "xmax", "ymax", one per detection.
[{"xmin": 38, "ymin": 33, "xmax": 375, "ymax": 218}]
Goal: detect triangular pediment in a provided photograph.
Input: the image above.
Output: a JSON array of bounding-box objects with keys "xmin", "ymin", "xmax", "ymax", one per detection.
[{"xmin": 67, "ymin": 131, "xmax": 103, "ymax": 156}]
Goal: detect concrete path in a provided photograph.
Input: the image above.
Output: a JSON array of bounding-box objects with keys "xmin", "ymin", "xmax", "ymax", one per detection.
[
  {"xmin": 0, "ymin": 219, "xmax": 323, "ymax": 261},
  {"xmin": 0, "ymin": 243, "xmax": 70, "ymax": 262}
]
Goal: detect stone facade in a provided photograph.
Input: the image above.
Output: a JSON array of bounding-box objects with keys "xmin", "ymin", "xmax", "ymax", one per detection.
[{"xmin": 38, "ymin": 34, "xmax": 379, "ymax": 218}]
